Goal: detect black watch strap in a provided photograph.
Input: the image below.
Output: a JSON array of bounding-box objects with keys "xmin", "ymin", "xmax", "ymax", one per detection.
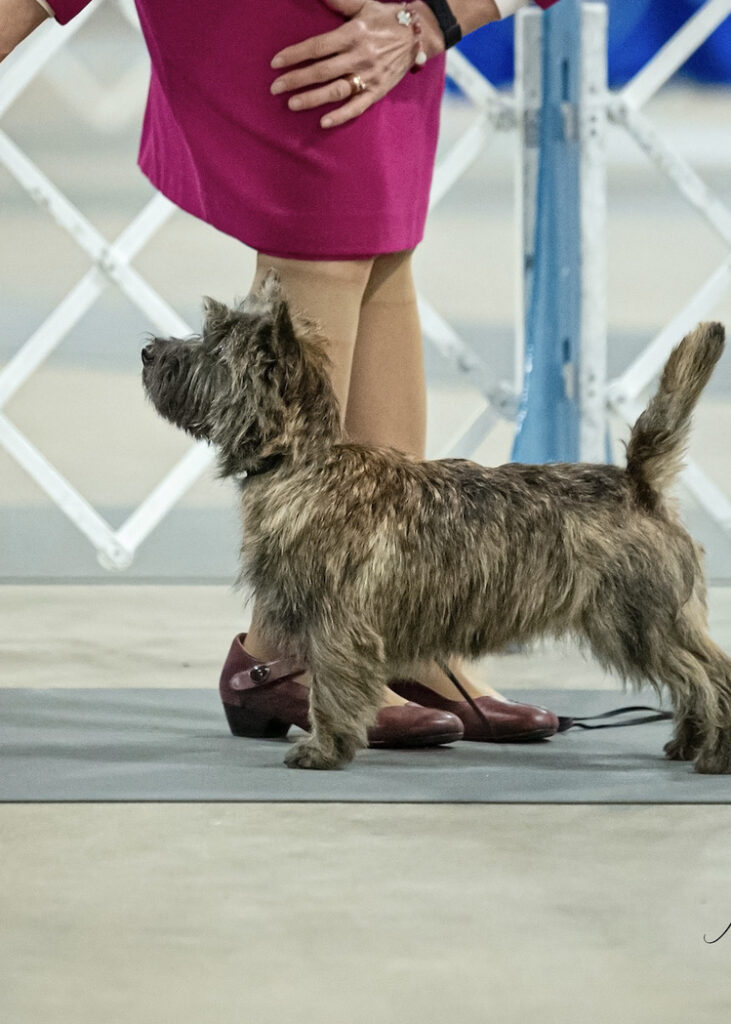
[{"xmin": 422, "ymin": 0, "xmax": 463, "ymax": 50}]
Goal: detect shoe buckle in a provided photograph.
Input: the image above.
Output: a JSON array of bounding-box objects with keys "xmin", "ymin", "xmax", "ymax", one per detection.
[{"xmin": 249, "ymin": 664, "xmax": 271, "ymax": 683}]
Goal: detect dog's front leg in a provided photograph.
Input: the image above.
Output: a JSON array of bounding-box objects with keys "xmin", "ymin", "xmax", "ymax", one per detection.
[{"xmin": 284, "ymin": 630, "xmax": 386, "ymax": 770}]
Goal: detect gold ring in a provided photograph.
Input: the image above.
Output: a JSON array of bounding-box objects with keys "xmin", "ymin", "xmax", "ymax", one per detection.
[{"xmin": 345, "ymin": 73, "xmax": 367, "ymax": 97}]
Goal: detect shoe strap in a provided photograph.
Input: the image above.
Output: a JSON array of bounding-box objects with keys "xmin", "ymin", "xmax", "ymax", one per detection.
[
  {"xmin": 229, "ymin": 655, "xmax": 306, "ymax": 690},
  {"xmin": 435, "ymin": 657, "xmax": 496, "ymax": 733}
]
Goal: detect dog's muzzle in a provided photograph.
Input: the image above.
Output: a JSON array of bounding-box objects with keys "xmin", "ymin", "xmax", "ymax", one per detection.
[{"xmin": 141, "ymin": 344, "xmax": 155, "ymax": 366}]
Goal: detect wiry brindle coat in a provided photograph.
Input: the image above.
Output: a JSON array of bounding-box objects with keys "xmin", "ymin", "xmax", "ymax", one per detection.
[{"xmin": 142, "ymin": 271, "xmax": 731, "ymax": 772}]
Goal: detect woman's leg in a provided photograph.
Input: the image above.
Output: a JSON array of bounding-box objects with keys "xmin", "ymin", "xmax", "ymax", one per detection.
[
  {"xmin": 344, "ymin": 249, "xmax": 504, "ymax": 701},
  {"xmin": 242, "ymin": 252, "xmax": 407, "ymax": 706},
  {"xmin": 343, "ymin": 249, "xmax": 427, "ymax": 458},
  {"xmin": 249, "ymin": 253, "xmax": 371, "ymax": 413}
]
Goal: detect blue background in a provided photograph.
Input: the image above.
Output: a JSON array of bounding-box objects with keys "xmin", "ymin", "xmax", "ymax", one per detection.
[{"xmin": 456, "ymin": 0, "xmax": 731, "ymax": 87}]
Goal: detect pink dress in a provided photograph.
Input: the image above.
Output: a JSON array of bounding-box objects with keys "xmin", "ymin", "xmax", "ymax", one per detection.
[{"xmin": 51, "ymin": 1, "xmax": 447, "ymax": 260}]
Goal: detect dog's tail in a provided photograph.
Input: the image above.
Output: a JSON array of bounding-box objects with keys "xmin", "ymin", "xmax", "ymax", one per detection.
[{"xmin": 625, "ymin": 321, "xmax": 724, "ymax": 504}]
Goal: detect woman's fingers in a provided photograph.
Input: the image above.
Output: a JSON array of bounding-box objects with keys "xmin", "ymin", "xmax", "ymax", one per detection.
[
  {"xmin": 286, "ymin": 76, "xmax": 361, "ymax": 112},
  {"xmin": 271, "ymin": 52, "xmax": 361, "ymax": 96},
  {"xmin": 321, "ymin": 92, "xmax": 374, "ymax": 130},
  {"xmin": 271, "ymin": 21, "xmax": 359, "ymax": 71},
  {"xmin": 269, "ymin": 0, "xmax": 415, "ymax": 127}
]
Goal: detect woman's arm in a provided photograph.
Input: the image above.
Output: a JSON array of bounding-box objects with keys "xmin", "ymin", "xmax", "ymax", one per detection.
[
  {"xmin": 270, "ymin": 0, "xmax": 560, "ymax": 130},
  {"xmin": 0, "ymin": 0, "xmax": 51, "ymax": 61}
]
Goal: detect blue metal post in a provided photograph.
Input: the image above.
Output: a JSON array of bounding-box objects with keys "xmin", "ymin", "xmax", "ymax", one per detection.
[{"xmin": 511, "ymin": 0, "xmax": 583, "ymax": 463}]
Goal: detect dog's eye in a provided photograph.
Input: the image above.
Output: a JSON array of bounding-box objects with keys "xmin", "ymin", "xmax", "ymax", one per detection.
[{"xmin": 164, "ymin": 368, "xmax": 175, "ymax": 386}]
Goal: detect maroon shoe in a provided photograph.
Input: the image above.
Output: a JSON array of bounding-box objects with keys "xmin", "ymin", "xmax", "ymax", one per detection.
[
  {"xmin": 389, "ymin": 677, "xmax": 559, "ymax": 742},
  {"xmin": 220, "ymin": 634, "xmax": 464, "ymax": 749}
]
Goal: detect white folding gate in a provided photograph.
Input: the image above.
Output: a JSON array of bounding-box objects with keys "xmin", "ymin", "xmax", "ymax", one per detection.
[
  {"xmin": 604, "ymin": 0, "xmax": 731, "ymax": 531},
  {"xmin": 0, "ymin": 0, "xmax": 524, "ymax": 571},
  {"xmin": 1, "ymin": 0, "xmax": 730, "ymax": 573}
]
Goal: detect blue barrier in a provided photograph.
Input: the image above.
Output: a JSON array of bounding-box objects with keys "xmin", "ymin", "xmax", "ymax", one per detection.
[
  {"xmin": 511, "ymin": 0, "xmax": 583, "ymax": 463},
  {"xmin": 504, "ymin": 0, "xmax": 726, "ymax": 465}
]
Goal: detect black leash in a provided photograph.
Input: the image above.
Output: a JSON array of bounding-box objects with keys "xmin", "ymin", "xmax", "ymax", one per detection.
[
  {"xmin": 434, "ymin": 658, "xmax": 673, "ymax": 733},
  {"xmin": 555, "ymin": 706, "xmax": 673, "ymax": 732}
]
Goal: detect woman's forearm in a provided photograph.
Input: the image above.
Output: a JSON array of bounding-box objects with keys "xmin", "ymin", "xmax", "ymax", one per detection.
[{"xmin": 0, "ymin": 0, "xmax": 50, "ymax": 59}]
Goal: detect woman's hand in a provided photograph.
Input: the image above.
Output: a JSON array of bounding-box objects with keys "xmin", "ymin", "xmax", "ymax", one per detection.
[
  {"xmin": 0, "ymin": 0, "xmax": 50, "ymax": 62},
  {"xmin": 270, "ymin": 0, "xmax": 444, "ymax": 129}
]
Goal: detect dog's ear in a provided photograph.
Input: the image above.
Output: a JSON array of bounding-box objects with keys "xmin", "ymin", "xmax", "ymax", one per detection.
[
  {"xmin": 271, "ymin": 297, "xmax": 300, "ymax": 364},
  {"xmin": 202, "ymin": 295, "xmax": 230, "ymax": 329},
  {"xmin": 258, "ymin": 268, "xmax": 284, "ymax": 306},
  {"xmin": 253, "ymin": 271, "xmax": 300, "ymax": 360}
]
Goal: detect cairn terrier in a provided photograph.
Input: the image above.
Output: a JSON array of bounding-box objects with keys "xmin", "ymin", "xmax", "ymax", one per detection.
[{"xmin": 142, "ymin": 271, "xmax": 731, "ymax": 773}]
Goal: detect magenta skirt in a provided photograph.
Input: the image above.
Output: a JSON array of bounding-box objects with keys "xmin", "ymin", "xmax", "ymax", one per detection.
[{"xmin": 124, "ymin": 0, "xmax": 446, "ymax": 260}]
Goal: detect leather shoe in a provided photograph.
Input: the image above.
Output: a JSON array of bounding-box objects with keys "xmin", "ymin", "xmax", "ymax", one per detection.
[
  {"xmin": 220, "ymin": 634, "xmax": 464, "ymax": 749},
  {"xmin": 388, "ymin": 678, "xmax": 559, "ymax": 742}
]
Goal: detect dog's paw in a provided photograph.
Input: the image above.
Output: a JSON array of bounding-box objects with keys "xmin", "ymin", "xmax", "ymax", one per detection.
[
  {"xmin": 663, "ymin": 737, "xmax": 697, "ymax": 762},
  {"xmin": 284, "ymin": 739, "xmax": 346, "ymax": 771},
  {"xmin": 693, "ymin": 744, "xmax": 731, "ymax": 775}
]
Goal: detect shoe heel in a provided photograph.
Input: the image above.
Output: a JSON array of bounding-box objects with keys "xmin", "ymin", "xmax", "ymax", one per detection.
[{"xmin": 223, "ymin": 702, "xmax": 290, "ymax": 739}]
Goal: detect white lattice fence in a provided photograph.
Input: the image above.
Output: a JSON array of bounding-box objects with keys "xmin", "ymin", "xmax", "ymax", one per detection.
[
  {"xmin": 0, "ymin": 0, "xmax": 517, "ymax": 571},
  {"xmin": 605, "ymin": 0, "xmax": 731, "ymax": 531}
]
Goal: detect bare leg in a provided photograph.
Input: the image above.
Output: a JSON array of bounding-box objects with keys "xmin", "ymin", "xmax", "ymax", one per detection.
[
  {"xmin": 345, "ymin": 249, "xmax": 504, "ymax": 701},
  {"xmin": 243, "ymin": 252, "xmax": 408, "ymax": 706}
]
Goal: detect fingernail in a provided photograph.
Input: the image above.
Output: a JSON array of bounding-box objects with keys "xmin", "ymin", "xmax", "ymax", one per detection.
[
  {"xmin": 270, "ymin": 81, "xmax": 284, "ymax": 95},
  {"xmin": 322, "ymin": 117, "xmax": 333, "ymax": 128},
  {"xmin": 271, "ymin": 56, "xmax": 284, "ymax": 69},
  {"xmin": 289, "ymin": 97, "xmax": 302, "ymax": 110}
]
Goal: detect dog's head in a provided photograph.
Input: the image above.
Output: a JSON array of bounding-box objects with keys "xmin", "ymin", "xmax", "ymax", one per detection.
[{"xmin": 141, "ymin": 270, "xmax": 342, "ymax": 477}]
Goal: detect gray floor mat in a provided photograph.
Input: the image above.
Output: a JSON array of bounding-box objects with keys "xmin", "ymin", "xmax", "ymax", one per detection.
[{"xmin": 1, "ymin": 688, "xmax": 729, "ymax": 803}]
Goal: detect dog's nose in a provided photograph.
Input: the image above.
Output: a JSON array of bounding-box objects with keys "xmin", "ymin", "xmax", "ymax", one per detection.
[{"xmin": 141, "ymin": 344, "xmax": 155, "ymax": 366}]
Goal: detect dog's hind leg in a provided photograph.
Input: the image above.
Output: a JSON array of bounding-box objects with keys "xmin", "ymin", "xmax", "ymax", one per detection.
[
  {"xmin": 284, "ymin": 623, "xmax": 388, "ymax": 770},
  {"xmin": 679, "ymin": 650, "xmax": 731, "ymax": 774},
  {"xmin": 658, "ymin": 590, "xmax": 711, "ymax": 763},
  {"xmin": 669, "ymin": 597, "xmax": 731, "ymax": 774},
  {"xmin": 658, "ymin": 647, "xmax": 717, "ymax": 766},
  {"xmin": 578, "ymin": 587, "xmax": 731, "ymax": 772}
]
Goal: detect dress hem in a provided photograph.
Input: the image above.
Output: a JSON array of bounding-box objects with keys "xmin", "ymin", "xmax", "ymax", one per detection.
[{"xmin": 137, "ymin": 159, "xmax": 426, "ymax": 262}]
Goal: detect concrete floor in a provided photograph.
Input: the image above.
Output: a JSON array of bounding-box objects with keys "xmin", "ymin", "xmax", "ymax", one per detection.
[
  {"xmin": 2, "ymin": 803, "xmax": 730, "ymax": 1024},
  {"xmin": 1, "ymin": 584, "xmax": 731, "ymax": 1021}
]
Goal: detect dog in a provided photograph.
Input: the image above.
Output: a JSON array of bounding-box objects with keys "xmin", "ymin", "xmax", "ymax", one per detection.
[{"xmin": 141, "ymin": 270, "xmax": 731, "ymax": 772}]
